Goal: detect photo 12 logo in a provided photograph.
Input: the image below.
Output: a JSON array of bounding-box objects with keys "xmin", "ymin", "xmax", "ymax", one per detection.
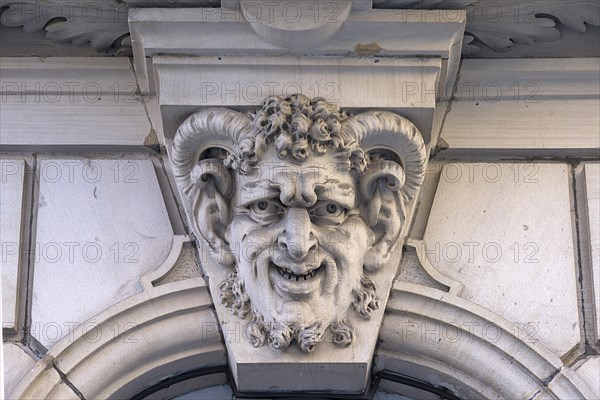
[
  {"xmin": 29, "ymin": 320, "xmax": 139, "ymax": 347},
  {"xmin": 1, "ymin": 241, "xmax": 140, "ymax": 265},
  {"xmin": 1, "ymin": 81, "xmax": 138, "ymax": 104},
  {"xmin": 38, "ymin": 160, "xmax": 140, "ymax": 184},
  {"xmin": 200, "ymin": 81, "xmax": 339, "ymax": 104}
]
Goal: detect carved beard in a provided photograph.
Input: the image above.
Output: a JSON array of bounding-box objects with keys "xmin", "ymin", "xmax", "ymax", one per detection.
[{"xmin": 219, "ymin": 269, "xmax": 379, "ymax": 353}]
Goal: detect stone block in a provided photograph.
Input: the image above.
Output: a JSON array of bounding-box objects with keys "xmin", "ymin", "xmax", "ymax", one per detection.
[
  {"xmin": 439, "ymin": 59, "xmax": 600, "ymax": 158},
  {"xmin": 3, "ymin": 343, "xmax": 36, "ymax": 399},
  {"xmin": 1, "ymin": 158, "xmax": 26, "ymax": 334},
  {"xmin": 582, "ymin": 163, "xmax": 600, "ymax": 342},
  {"xmin": 574, "ymin": 356, "xmax": 600, "ymax": 399},
  {"xmin": 0, "ymin": 58, "xmax": 152, "ymax": 149},
  {"xmin": 153, "ymin": 56, "xmax": 439, "ymax": 145},
  {"xmin": 31, "ymin": 158, "xmax": 174, "ymax": 349},
  {"xmin": 423, "ymin": 163, "xmax": 580, "ymax": 357}
]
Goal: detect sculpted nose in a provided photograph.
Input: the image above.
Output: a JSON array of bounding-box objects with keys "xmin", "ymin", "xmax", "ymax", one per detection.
[{"xmin": 278, "ymin": 208, "xmax": 317, "ymax": 261}]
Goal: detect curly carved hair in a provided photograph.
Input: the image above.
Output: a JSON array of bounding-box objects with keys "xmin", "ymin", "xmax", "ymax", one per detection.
[{"xmin": 225, "ymin": 94, "xmax": 368, "ymax": 173}]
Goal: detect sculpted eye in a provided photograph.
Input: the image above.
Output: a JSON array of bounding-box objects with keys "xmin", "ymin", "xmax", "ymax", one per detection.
[
  {"xmin": 248, "ymin": 199, "xmax": 285, "ymax": 224},
  {"xmin": 251, "ymin": 199, "xmax": 283, "ymax": 214},
  {"xmin": 309, "ymin": 201, "xmax": 347, "ymax": 225},
  {"xmin": 326, "ymin": 203, "xmax": 339, "ymax": 214}
]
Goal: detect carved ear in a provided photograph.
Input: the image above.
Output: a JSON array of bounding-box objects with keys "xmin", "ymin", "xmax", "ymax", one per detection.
[
  {"xmin": 190, "ymin": 159, "xmax": 235, "ymax": 267},
  {"xmin": 343, "ymin": 111, "xmax": 427, "ymax": 271},
  {"xmin": 171, "ymin": 108, "xmax": 253, "ymax": 268},
  {"xmin": 360, "ymin": 160, "xmax": 406, "ymax": 271}
]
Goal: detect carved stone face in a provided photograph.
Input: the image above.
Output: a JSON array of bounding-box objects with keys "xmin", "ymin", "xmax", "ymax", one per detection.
[
  {"xmin": 227, "ymin": 147, "xmax": 374, "ymax": 334},
  {"xmin": 171, "ymin": 94, "xmax": 426, "ymax": 353}
]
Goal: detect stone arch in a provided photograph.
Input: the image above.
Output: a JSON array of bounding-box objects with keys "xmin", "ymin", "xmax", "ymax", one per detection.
[
  {"xmin": 10, "ymin": 278, "xmax": 227, "ymax": 400},
  {"xmin": 10, "ymin": 279, "xmax": 596, "ymax": 399},
  {"xmin": 376, "ymin": 282, "xmax": 597, "ymax": 400}
]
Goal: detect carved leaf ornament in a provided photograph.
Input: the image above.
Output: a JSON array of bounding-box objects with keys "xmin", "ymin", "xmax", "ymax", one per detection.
[
  {"xmin": 0, "ymin": 0, "xmax": 130, "ymax": 53},
  {"xmin": 374, "ymin": 0, "xmax": 600, "ymax": 53}
]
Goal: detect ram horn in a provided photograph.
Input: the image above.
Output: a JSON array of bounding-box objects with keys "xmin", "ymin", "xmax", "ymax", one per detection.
[
  {"xmin": 343, "ymin": 111, "xmax": 426, "ymax": 203},
  {"xmin": 171, "ymin": 108, "xmax": 253, "ymax": 199}
]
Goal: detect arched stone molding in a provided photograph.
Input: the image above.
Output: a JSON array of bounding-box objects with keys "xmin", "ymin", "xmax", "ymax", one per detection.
[
  {"xmin": 140, "ymin": 235, "xmax": 190, "ymax": 290},
  {"xmin": 376, "ymin": 282, "xmax": 597, "ymax": 400},
  {"xmin": 8, "ymin": 248, "xmax": 598, "ymax": 399},
  {"xmin": 9, "ymin": 278, "xmax": 226, "ymax": 399}
]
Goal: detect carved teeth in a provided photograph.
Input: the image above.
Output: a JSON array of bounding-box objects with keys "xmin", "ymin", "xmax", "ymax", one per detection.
[{"xmin": 275, "ymin": 265, "xmax": 323, "ymax": 281}]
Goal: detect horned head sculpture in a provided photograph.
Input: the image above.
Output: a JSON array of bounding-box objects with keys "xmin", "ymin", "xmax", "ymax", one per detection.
[{"xmin": 171, "ymin": 94, "xmax": 425, "ymax": 352}]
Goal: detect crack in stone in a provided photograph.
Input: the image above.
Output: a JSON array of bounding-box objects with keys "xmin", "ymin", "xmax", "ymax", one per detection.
[
  {"xmin": 527, "ymin": 388, "xmax": 542, "ymax": 400},
  {"xmin": 51, "ymin": 361, "xmax": 86, "ymax": 400},
  {"xmin": 542, "ymin": 366, "xmax": 561, "ymax": 386}
]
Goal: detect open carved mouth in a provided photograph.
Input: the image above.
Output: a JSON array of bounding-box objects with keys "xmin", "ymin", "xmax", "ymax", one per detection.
[
  {"xmin": 275, "ymin": 264, "xmax": 324, "ymax": 281},
  {"xmin": 269, "ymin": 260, "xmax": 326, "ymax": 298}
]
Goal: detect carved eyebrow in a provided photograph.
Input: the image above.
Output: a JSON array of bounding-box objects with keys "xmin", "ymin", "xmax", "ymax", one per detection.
[
  {"xmin": 314, "ymin": 183, "xmax": 356, "ymax": 209},
  {"xmin": 242, "ymin": 180, "xmax": 272, "ymax": 191},
  {"xmin": 239, "ymin": 180, "xmax": 280, "ymax": 206}
]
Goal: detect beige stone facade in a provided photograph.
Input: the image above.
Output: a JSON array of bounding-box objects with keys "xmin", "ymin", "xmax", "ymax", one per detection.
[{"xmin": 1, "ymin": 1, "xmax": 599, "ymax": 399}]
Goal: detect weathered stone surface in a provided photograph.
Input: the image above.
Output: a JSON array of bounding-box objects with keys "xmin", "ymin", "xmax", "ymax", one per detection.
[
  {"xmin": 31, "ymin": 158, "xmax": 173, "ymax": 348},
  {"xmin": 153, "ymin": 242, "xmax": 200, "ymax": 286},
  {"xmin": 582, "ymin": 163, "xmax": 600, "ymax": 342},
  {"xmin": 574, "ymin": 356, "xmax": 600, "ymax": 399},
  {"xmin": 439, "ymin": 59, "xmax": 600, "ymax": 158},
  {"xmin": 130, "ymin": 7, "xmax": 465, "ymax": 93},
  {"xmin": 423, "ymin": 163, "xmax": 580, "ymax": 357},
  {"xmin": 3, "ymin": 343, "xmax": 36, "ymax": 399},
  {"xmin": 397, "ymin": 246, "xmax": 449, "ymax": 292},
  {"xmin": 1, "ymin": 158, "xmax": 25, "ymax": 334},
  {"xmin": 153, "ymin": 56, "xmax": 440, "ymax": 145},
  {"xmin": 173, "ymin": 384, "xmax": 233, "ymax": 400},
  {"xmin": 0, "ymin": 58, "xmax": 152, "ymax": 149}
]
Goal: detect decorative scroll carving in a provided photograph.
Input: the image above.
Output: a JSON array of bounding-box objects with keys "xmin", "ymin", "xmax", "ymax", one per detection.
[
  {"xmin": 374, "ymin": 0, "xmax": 600, "ymax": 54},
  {"xmin": 463, "ymin": 0, "xmax": 600, "ymax": 53},
  {"xmin": 0, "ymin": 0, "xmax": 131, "ymax": 54},
  {"xmin": 465, "ymin": 1, "xmax": 560, "ymax": 52},
  {"xmin": 171, "ymin": 94, "xmax": 426, "ymax": 353}
]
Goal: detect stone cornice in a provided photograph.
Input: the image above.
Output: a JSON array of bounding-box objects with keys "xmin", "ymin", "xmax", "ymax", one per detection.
[
  {"xmin": 0, "ymin": 57, "xmax": 155, "ymax": 151},
  {"xmin": 0, "ymin": 0, "xmax": 598, "ymax": 57},
  {"xmin": 437, "ymin": 58, "xmax": 600, "ymax": 158}
]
